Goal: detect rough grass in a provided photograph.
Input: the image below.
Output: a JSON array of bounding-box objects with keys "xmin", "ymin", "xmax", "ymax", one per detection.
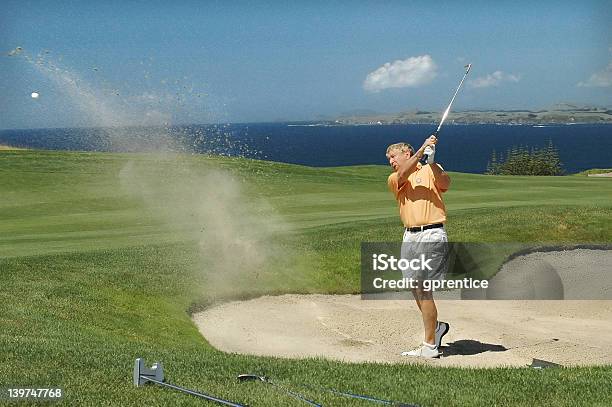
[{"xmin": 1, "ymin": 149, "xmax": 611, "ymax": 406}]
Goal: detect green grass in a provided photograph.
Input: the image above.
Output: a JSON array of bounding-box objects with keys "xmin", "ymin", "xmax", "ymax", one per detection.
[{"xmin": 1, "ymin": 149, "xmax": 611, "ymax": 406}]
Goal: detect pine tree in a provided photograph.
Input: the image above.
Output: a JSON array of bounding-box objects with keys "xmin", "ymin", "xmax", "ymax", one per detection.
[
  {"xmin": 545, "ymin": 139, "xmax": 563, "ymax": 175},
  {"xmin": 484, "ymin": 140, "xmax": 564, "ymax": 176},
  {"xmin": 486, "ymin": 149, "xmax": 498, "ymax": 175}
]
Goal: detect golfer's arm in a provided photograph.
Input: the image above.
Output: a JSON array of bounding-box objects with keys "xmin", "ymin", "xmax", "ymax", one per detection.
[
  {"xmin": 430, "ymin": 163, "xmax": 451, "ymax": 190},
  {"xmin": 397, "ymin": 146, "xmax": 426, "ymax": 182}
]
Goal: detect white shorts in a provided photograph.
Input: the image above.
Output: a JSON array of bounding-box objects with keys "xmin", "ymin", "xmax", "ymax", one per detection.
[{"xmin": 401, "ymin": 226, "xmax": 449, "ymax": 281}]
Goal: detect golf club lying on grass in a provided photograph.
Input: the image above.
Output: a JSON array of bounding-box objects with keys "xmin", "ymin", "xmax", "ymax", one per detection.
[
  {"xmin": 237, "ymin": 374, "xmax": 418, "ymax": 407},
  {"xmin": 237, "ymin": 374, "xmax": 322, "ymax": 407},
  {"xmin": 421, "ymin": 63, "xmax": 472, "ymax": 164},
  {"xmin": 134, "ymin": 358, "xmax": 246, "ymax": 407}
]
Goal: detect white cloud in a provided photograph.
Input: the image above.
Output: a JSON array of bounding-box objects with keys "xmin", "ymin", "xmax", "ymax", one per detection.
[
  {"xmin": 363, "ymin": 55, "xmax": 437, "ymax": 92},
  {"xmin": 133, "ymin": 92, "xmax": 160, "ymax": 101},
  {"xmin": 468, "ymin": 71, "xmax": 520, "ymax": 88},
  {"xmin": 577, "ymin": 62, "xmax": 612, "ymax": 87}
]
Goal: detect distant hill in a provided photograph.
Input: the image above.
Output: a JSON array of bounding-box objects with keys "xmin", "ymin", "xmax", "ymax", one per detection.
[
  {"xmin": 332, "ymin": 106, "xmax": 612, "ymax": 125},
  {"xmin": 338, "ymin": 109, "xmax": 381, "ymax": 117}
]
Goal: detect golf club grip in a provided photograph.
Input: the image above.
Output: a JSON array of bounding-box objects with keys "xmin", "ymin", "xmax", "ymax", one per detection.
[
  {"xmin": 141, "ymin": 377, "xmax": 247, "ymax": 407},
  {"xmin": 419, "ymin": 131, "xmax": 438, "ymax": 165}
]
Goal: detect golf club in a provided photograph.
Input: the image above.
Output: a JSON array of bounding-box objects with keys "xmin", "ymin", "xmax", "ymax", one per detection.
[
  {"xmin": 134, "ymin": 358, "xmax": 246, "ymax": 407},
  {"xmin": 238, "ymin": 374, "xmax": 418, "ymax": 407},
  {"xmin": 237, "ymin": 374, "xmax": 322, "ymax": 407},
  {"xmin": 421, "ymin": 63, "xmax": 472, "ymax": 164}
]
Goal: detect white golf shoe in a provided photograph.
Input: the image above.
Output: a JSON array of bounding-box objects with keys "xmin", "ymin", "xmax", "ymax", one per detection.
[
  {"xmin": 435, "ymin": 321, "xmax": 450, "ymax": 348},
  {"xmin": 401, "ymin": 342, "xmax": 440, "ymax": 358}
]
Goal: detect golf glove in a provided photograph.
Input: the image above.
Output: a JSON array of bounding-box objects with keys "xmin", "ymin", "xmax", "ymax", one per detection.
[{"xmin": 424, "ymin": 145, "xmax": 435, "ymax": 164}]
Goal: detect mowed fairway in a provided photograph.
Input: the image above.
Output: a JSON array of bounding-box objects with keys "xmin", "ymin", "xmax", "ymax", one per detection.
[{"xmin": 1, "ymin": 149, "xmax": 611, "ymax": 406}]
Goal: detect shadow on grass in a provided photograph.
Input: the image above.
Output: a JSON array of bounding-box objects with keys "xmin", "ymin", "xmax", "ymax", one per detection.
[{"xmin": 441, "ymin": 340, "xmax": 507, "ymax": 357}]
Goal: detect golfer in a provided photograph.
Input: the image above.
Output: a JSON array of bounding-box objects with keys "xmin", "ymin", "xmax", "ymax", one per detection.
[{"xmin": 386, "ymin": 135, "xmax": 451, "ymax": 358}]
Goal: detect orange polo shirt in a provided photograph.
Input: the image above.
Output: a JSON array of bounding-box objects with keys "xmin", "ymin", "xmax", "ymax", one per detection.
[{"xmin": 387, "ymin": 163, "xmax": 447, "ymax": 228}]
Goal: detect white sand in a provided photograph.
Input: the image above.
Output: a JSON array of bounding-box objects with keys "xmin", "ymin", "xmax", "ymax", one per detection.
[{"xmin": 194, "ymin": 249, "xmax": 612, "ymax": 367}]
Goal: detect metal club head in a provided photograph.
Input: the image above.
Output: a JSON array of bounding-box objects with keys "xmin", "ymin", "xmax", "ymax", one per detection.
[
  {"xmin": 133, "ymin": 358, "xmax": 165, "ymax": 387},
  {"xmin": 237, "ymin": 374, "xmax": 268, "ymax": 383}
]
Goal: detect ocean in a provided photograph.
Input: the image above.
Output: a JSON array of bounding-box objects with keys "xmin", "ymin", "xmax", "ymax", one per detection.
[{"xmin": 1, "ymin": 123, "xmax": 610, "ymax": 174}]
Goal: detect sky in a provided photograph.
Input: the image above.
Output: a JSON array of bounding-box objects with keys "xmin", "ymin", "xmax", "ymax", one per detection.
[{"xmin": 1, "ymin": 0, "xmax": 610, "ymax": 129}]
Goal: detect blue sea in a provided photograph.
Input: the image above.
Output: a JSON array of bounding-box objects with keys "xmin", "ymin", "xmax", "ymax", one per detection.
[{"xmin": 1, "ymin": 123, "xmax": 610, "ymax": 174}]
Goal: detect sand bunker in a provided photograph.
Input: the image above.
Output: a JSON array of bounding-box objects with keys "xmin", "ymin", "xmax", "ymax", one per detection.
[
  {"xmin": 0, "ymin": 145, "xmax": 27, "ymax": 150},
  {"xmin": 194, "ymin": 249, "xmax": 612, "ymax": 367}
]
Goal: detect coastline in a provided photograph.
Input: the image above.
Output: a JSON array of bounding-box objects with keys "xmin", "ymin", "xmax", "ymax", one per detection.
[{"xmin": 331, "ymin": 107, "xmax": 612, "ymax": 126}]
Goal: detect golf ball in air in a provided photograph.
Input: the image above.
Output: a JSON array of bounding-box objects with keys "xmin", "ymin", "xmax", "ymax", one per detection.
[{"xmin": 31, "ymin": 92, "xmax": 39, "ymax": 99}]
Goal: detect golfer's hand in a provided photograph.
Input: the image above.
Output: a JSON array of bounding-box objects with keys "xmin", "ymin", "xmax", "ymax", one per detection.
[{"xmin": 420, "ymin": 135, "xmax": 437, "ymax": 151}]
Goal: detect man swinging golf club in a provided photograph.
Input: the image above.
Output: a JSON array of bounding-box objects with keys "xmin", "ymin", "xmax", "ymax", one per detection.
[
  {"xmin": 386, "ymin": 136, "xmax": 451, "ymax": 358},
  {"xmin": 385, "ymin": 64, "xmax": 470, "ymax": 358}
]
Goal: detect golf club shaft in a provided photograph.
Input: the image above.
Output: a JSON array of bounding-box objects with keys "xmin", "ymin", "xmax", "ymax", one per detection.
[
  {"xmin": 435, "ymin": 63, "xmax": 471, "ymax": 134},
  {"xmin": 268, "ymin": 382, "xmax": 323, "ymax": 407},
  {"xmin": 141, "ymin": 377, "xmax": 246, "ymax": 407},
  {"xmin": 304, "ymin": 385, "xmax": 418, "ymax": 407},
  {"xmin": 238, "ymin": 376, "xmax": 322, "ymax": 407},
  {"xmin": 421, "ymin": 64, "xmax": 471, "ymax": 164}
]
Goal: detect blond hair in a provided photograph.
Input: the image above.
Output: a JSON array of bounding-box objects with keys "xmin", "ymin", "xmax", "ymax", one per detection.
[{"xmin": 386, "ymin": 142, "xmax": 414, "ymax": 156}]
